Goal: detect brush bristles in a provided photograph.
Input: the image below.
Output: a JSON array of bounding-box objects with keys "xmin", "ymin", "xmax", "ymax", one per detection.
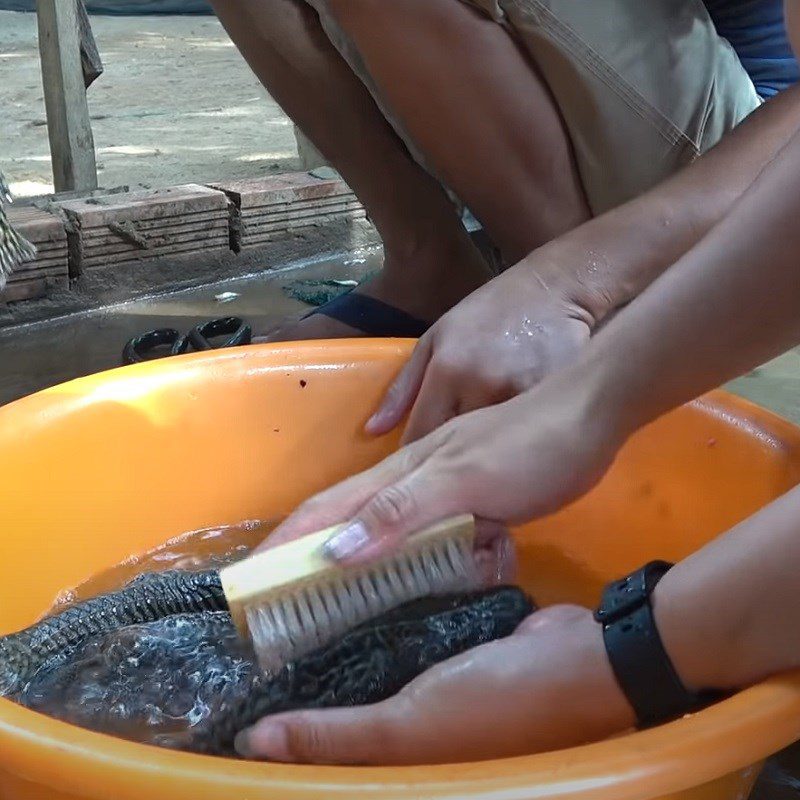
[
  {"xmin": 246, "ymin": 534, "xmax": 480, "ymax": 674},
  {"xmin": 0, "ymin": 176, "xmax": 36, "ymax": 290}
]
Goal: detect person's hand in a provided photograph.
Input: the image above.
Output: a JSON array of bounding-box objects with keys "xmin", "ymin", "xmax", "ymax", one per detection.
[
  {"xmin": 265, "ymin": 365, "xmax": 625, "ymax": 563},
  {"xmin": 366, "ymin": 253, "xmax": 605, "ymax": 444},
  {"xmin": 235, "ymin": 605, "xmax": 635, "ymax": 764}
]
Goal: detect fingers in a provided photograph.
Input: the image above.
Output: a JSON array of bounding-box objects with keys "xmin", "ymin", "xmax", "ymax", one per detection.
[
  {"xmin": 259, "ymin": 440, "xmax": 435, "ymax": 552},
  {"xmin": 365, "ymin": 334, "xmax": 489, "ymax": 445},
  {"xmin": 365, "ymin": 328, "xmax": 516, "ymax": 444},
  {"xmin": 400, "ymin": 359, "xmax": 513, "ymax": 445},
  {"xmin": 323, "ymin": 463, "xmax": 466, "ymax": 564},
  {"xmin": 366, "ymin": 336, "xmax": 433, "ymax": 436},
  {"xmin": 236, "ymin": 696, "xmax": 421, "ymax": 766},
  {"xmin": 399, "ymin": 369, "xmax": 459, "ymax": 445},
  {"xmin": 236, "ymin": 605, "xmax": 633, "ymax": 766}
]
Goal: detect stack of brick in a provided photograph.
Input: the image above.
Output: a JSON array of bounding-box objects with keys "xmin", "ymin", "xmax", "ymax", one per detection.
[
  {"xmin": 57, "ymin": 184, "xmax": 230, "ymax": 276},
  {"xmin": 0, "ymin": 205, "xmax": 69, "ymax": 303},
  {"xmin": 209, "ymin": 172, "xmax": 365, "ymax": 251},
  {"xmin": 0, "ymin": 172, "xmax": 369, "ymax": 305}
]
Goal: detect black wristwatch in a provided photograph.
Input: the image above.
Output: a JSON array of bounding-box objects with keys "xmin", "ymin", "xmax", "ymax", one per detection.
[{"xmin": 594, "ymin": 561, "xmax": 718, "ymax": 728}]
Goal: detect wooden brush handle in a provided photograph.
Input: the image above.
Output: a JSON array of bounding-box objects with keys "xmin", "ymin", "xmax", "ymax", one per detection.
[{"xmin": 220, "ymin": 515, "xmax": 475, "ymax": 634}]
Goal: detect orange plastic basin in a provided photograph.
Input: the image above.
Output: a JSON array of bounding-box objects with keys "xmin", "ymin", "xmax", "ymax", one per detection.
[{"xmin": 1, "ymin": 339, "xmax": 800, "ymax": 800}]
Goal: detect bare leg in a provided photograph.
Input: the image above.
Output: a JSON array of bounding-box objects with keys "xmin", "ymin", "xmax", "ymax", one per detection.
[
  {"xmin": 209, "ymin": 0, "xmax": 493, "ymax": 338},
  {"xmin": 321, "ymin": 0, "xmax": 591, "ymax": 263}
]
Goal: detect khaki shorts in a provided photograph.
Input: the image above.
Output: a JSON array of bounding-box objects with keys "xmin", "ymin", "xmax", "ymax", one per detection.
[{"xmin": 309, "ymin": 0, "xmax": 762, "ymax": 214}]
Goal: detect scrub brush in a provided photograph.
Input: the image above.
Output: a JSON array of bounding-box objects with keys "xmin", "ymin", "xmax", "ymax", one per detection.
[
  {"xmin": 221, "ymin": 514, "xmax": 479, "ymax": 673},
  {"xmin": 0, "ymin": 173, "xmax": 36, "ymax": 290}
]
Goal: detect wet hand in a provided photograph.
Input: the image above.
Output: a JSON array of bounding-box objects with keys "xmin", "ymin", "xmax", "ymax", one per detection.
[
  {"xmin": 264, "ymin": 368, "xmax": 623, "ymax": 564},
  {"xmin": 235, "ymin": 605, "xmax": 635, "ymax": 765},
  {"xmin": 366, "ymin": 256, "xmax": 598, "ymax": 444}
]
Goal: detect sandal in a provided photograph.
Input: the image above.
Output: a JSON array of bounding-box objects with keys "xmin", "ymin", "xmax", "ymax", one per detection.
[{"xmin": 122, "ymin": 317, "xmax": 252, "ymax": 365}]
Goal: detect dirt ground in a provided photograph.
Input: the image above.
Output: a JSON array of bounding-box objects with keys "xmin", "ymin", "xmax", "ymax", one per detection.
[{"xmin": 1, "ymin": 10, "xmax": 300, "ymax": 197}]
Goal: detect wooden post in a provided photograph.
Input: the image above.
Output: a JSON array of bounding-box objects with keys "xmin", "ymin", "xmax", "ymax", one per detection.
[{"xmin": 36, "ymin": 0, "xmax": 98, "ymax": 193}]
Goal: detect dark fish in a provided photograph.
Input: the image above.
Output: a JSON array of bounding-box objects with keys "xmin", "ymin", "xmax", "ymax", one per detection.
[
  {"xmin": 6, "ymin": 576, "xmax": 533, "ymax": 756},
  {"xmin": 17, "ymin": 610, "xmax": 254, "ymax": 752},
  {"xmin": 0, "ymin": 570, "xmax": 226, "ymax": 697},
  {"xmin": 0, "ymin": 570, "xmax": 534, "ymax": 755}
]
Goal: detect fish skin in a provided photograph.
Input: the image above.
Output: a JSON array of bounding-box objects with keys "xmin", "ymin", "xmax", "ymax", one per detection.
[
  {"xmin": 0, "ymin": 570, "xmax": 226, "ymax": 697},
  {"xmin": 4, "ymin": 580, "xmax": 533, "ymax": 756}
]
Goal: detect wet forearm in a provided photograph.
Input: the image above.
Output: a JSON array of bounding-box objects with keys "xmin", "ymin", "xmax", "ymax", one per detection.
[
  {"xmin": 544, "ymin": 84, "xmax": 800, "ymax": 324},
  {"xmin": 559, "ymin": 75, "xmax": 800, "ymax": 695},
  {"xmin": 582, "ymin": 122, "xmax": 800, "ymax": 439},
  {"xmin": 654, "ymin": 483, "xmax": 800, "ymax": 691},
  {"xmin": 661, "ymin": 1, "xmax": 799, "ymax": 677}
]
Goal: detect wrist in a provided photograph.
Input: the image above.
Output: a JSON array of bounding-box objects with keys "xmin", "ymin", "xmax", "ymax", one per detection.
[
  {"xmin": 550, "ymin": 342, "xmax": 643, "ymax": 453},
  {"xmin": 651, "ymin": 570, "xmax": 741, "ymax": 693},
  {"xmin": 522, "ymin": 194, "xmax": 681, "ymax": 329},
  {"xmin": 518, "ymin": 241, "xmax": 615, "ymax": 330}
]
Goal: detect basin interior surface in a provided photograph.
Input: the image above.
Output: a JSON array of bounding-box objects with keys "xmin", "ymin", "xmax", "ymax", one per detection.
[{"xmin": 1, "ymin": 340, "xmax": 800, "ymax": 800}]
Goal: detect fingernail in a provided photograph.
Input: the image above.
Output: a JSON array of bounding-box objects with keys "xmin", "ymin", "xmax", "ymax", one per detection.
[
  {"xmin": 323, "ymin": 520, "xmax": 371, "ymax": 562},
  {"xmin": 236, "ymin": 723, "xmax": 292, "ymax": 762}
]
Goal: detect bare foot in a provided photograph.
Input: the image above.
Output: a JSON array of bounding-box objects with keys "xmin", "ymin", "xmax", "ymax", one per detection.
[{"xmin": 257, "ymin": 232, "xmax": 494, "ymax": 342}]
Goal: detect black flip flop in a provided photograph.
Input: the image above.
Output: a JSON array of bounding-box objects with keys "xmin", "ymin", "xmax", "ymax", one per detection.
[
  {"xmin": 122, "ymin": 317, "xmax": 252, "ymax": 365},
  {"xmin": 187, "ymin": 317, "xmax": 252, "ymax": 351},
  {"xmin": 300, "ymin": 292, "xmax": 429, "ymax": 338}
]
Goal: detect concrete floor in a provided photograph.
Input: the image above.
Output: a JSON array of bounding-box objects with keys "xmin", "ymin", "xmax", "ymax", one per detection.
[
  {"xmin": 0, "ymin": 247, "xmax": 381, "ymax": 405},
  {"xmin": 729, "ymin": 349, "xmax": 800, "ymax": 425}
]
